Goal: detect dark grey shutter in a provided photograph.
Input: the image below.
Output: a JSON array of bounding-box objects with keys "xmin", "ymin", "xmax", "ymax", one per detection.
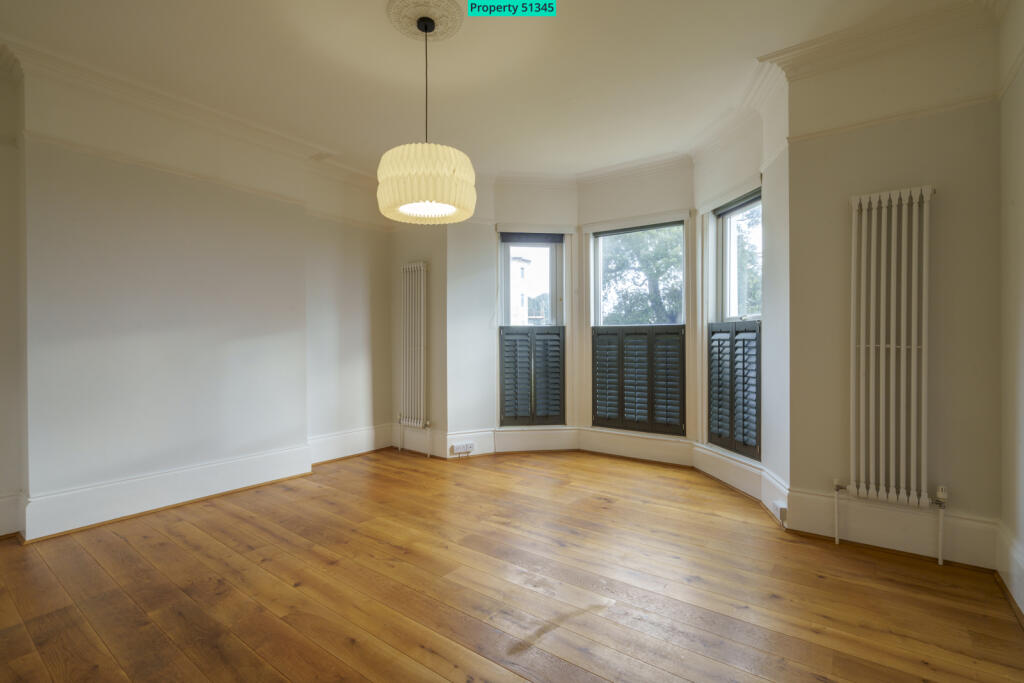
[
  {"xmin": 733, "ymin": 323, "xmax": 760, "ymax": 456},
  {"xmin": 593, "ymin": 330, "xmax": 620, "ymax": 425},
  {"xmin": 533, "ymin": 328, "xmax": 564, "ymax": 425},
  {"xmin": 652, "ymin": 330, "xmax": 683, "ymax": 429},
  {"xmin": 708, "ymin": 327, "xmax": 732, "ymax": 444},
  {"xmin": 592, "ymin": 326, "xmax": 684, "ymax": 435},
  {"xmin": 622, "ymin": 333, "xmax": 649, "ymax": 425},
  {"xmin": 500, "ymin": 328, "xmax": 532, "ymax": 426},
  {"xmin": 500, "ymin": 326, "xmax": 565, "ymax": 426},
  {"xmin": 708, "ymin": 321, "xmax": 760, "ymax": 460}
]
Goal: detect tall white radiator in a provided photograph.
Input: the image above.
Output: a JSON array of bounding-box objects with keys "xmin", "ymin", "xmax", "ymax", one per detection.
[
  {"xmin": 848, "ymin": 187, "xmax": 934, "ymax": 507},
  {"xmin": 400, "ymin": 262, "xmax": 427, "ymax": 428}
]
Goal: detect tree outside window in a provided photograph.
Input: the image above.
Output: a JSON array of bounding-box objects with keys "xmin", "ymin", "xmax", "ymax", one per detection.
[
  {"xmin": 596, "ymin": 223, "xmax": 684, "ymax": 326},
  {"xmin": 726, "ymin": 203, "xmax": 762, "ymax": 319}
]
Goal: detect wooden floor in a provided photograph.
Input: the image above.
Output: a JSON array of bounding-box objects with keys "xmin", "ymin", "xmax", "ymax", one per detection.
[{"xmin": 1, "ymin": 450, "xmax": 1023, "ymax": 682}]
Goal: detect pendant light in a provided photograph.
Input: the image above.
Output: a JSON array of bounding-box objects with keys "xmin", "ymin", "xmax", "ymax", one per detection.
[{"xmin": 377, "ymin": 16, "xmax": 476, "ymax": 225}]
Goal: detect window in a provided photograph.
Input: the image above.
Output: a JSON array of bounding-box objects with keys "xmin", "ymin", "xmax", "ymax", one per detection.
[
  {"xmin": 709, "ymin": 190, "xmax": 762, "ymax": 459},
  {"xmin": 500, "ymin": 234, "xmax": 563, "ymax": 326},
  {"xmin": 594, "ymin": 222, "xmax": 684, "ymax": 326},
  {"xmin": 715, "ymin": 193, "xmax": 762, "ymax": 320},
  {"xmin": 499, "ymin": 233, "xmax": 565, "ymax": 426},
  {"xmin": 591, "ymin": 222, "xmax": 685, "ymax": 436}
]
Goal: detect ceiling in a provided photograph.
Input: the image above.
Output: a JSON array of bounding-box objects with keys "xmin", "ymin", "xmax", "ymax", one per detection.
[{"xmin": 0, "ymin": 0, "xmax": 961, "ymax": 178}]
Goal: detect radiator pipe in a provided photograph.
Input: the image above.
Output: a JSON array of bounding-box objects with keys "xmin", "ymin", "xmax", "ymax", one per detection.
[
  {"xmin": 834, "ymin": 488, "xmax": 839, "ymax": 545},
  {"xmin": 833, "ymin": 481, "xmax": 844, "ymax": 545}
]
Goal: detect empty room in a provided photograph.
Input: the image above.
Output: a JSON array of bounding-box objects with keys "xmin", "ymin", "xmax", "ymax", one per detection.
[{"xmin": 1, "ymin": 0, "xmax": 1023, "ymax": 680}]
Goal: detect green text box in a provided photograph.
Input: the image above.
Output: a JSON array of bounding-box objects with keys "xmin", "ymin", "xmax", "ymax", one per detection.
[{"xmin": 468, "ymin": 2, "xmax": 556, "ymax": 16}]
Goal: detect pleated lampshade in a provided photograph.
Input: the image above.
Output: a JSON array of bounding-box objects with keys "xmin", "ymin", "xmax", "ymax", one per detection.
[{"xmin": 377, "ymin": 142, "xmax": 476, "ymax": 225}]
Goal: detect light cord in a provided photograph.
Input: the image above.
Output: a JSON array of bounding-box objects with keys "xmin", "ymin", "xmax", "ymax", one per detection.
[{"xmin": 424, "ymin": 30, "xmax": 429, "ymax": 142}]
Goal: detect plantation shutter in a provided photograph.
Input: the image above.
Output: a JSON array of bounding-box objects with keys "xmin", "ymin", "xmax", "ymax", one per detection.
[
  {"xmin": 500, "ymin": 328, "xmax": 532, "ymax": 425},
  {"xmin": 499, "ymin": 326, "xmax": 565, "ymax": 426},
  {"xmin": 593, "ymin": 330, "xmax": 621, "ymax": 424},
  {"xmin": 653, "ymin": 330, "xmax": 684, "ymax": 428},
  {"xmin": 592, "ymin": 326, "xmax": 684, "ymax": 435},
  {"xmin": 707, "ymin": 321, "xmax": 761, "ymax": 460},
  {"xmin": 622, "ymin": 333, "xmax": 649, "ymax": 426},
  {"xmin": 708, "ymin": 327, "xmax": 732, "ymax": 444},
  {"xmin": 533, "ymin": 328, "xmax": 565, "ymax": 425}
]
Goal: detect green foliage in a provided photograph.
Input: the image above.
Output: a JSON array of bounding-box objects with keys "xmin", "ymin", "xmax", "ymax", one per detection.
[
  {"xmin": 733, "ymin": 204, "xmax": 762, "ymax": 317},
  {"xmin": 600, "ymin": 225, "xmax": 684, "ymax": 325},
  {"xmin": 528, "ymin": 292, "xmax": 551, "ymax": 325}
]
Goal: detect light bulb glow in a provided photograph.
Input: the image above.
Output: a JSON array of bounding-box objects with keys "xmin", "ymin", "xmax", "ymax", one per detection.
[{"xmin": 399, "ymin": 200, "xmax": 458, "ymax": 218}]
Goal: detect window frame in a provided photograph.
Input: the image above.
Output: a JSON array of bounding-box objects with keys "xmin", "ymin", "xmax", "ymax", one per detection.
[
  {"xmin": 713, "ymin": 189, "xmax": 763, "ymax": 323},
  {"xmin": 592, "ymin": 221, "xmax": 686, "ymax": 327},
  {"xmin": 499, "ymin": 233, "xmax": 564, "ymax": 327}
]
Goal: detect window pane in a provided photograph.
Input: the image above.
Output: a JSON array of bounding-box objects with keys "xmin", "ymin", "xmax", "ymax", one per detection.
[
  {"xmin": 597, "ymin": 224, "xmax": 684, "ymax": 326},
  {"xmin": 509, "ymin": 245, "xmax": 553, "ymax": 326},
  {"xmin": 726, "ymin": 203, "xmax": 762, "ymax": 318}
]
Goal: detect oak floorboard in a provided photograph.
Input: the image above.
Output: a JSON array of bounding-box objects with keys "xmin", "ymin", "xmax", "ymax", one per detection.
[{"xmin": 0, "ymin": 448, "xmax": 1021, "ymax": 682}]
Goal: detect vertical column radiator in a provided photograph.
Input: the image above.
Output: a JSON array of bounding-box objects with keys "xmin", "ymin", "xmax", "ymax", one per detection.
[
  {"xmin": 400, "ymin": 262, "xmax": 427, "ymax": 429},
  {"xmin": 848, "ymin": 187, "xmax": 933, "ymax": 507}
]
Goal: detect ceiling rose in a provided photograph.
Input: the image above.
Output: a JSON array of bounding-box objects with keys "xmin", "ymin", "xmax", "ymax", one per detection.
[{"xmin": 386, "ymin": 0, "xmax": 463, "ymax": 42}]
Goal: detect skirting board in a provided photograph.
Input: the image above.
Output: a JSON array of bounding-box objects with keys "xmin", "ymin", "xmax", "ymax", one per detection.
[
  {"xmin": 22, "ymin": 443, "xmax": 311, "ymax": 540},
  {"xmin": 309, "ymin": 425, "xmax": 392, "ymax": 464},
  {"xmin": 0, "ymin": 492, "xmax": 23, "ymax": 536},
  {"xmin": 578, "ymin": 428, "xmax": 692, "ymax": 467},
  {"xmin": 691, "ymin": 443, "xmax": 762, "ymax": 500},
  {"xmin": 440, "ymin": 427, "xmax": 786, "ymax": 514},
  {"xmin": 787, "ymin": 488, "xmax": 999, "ymax": 568},
  {"xmin": 998, "ymin": 524, "xmax": 1024, "ymax": 612},
  {"xmin": 444, "ymin": 430, "xmax": 497, "ymax": 459},
  {"xmin": 495, "ymin": 426, "xmax": 579, "ymax": 453},
  {"xmin": 392, "ymin": 424, "xmax": 445, "ymax": 458}
]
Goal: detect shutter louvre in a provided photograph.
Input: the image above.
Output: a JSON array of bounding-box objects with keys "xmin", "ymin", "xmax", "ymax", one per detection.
[
  {"xmin": 653, "ymin": 331, "xmax": 683, "ymax": 427},
  {"xmin": 533, "ymin": 328, "xmax": 565, "ymax": 425},
  {"xmin": 708, "ymin": 321, "xmax": 760, "ymax": 459},
  {"xmin": 593, "ymin": 331, "xmax": 621, "ymax": 425},
  {"xmin": 500, "ymin": 326, "xmax": 565, "ymax": 427},
  {"xmin": 592, "ymin": 325, "xmax": 684, "ymax": 435}
]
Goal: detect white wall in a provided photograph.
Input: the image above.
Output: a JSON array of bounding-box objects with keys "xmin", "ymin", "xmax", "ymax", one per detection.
[
  {"xmin": 693, "ymin": 112, "xmax": 762, "ymax": 213},
  {"xmin": 999, "ymin": 0, "xmax": 1024, "ymax": 611},
  {"xmin": 578, "ymin": 157, "xmax": 694, "ymax": 228},
  {"xmin": 0, "ymin": 67, "xmax": 24, "ymax": 534},
  {"xmin": 788, "ymin": 101, "xmax": 1002, "ymax": 519},
  {"xmin": 760, "ymin": 147, "xmax": 790, "ymax": 491},
  {"xmin": 306, "ymin": 215, "xmax": 392, "ymax": 461},
  {"xmin": 787, "ymin": 23, "xmax": 996, "ymax": 140},
  {"xmin": 445, "ymin": 221, "xmax": 498, "ymax": 442},
  {"xmin": 22, "ymin": 139, "xmax": 312, "ymax": 535}
]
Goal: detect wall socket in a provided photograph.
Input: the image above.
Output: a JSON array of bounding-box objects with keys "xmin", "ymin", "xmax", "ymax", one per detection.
[{"xmin": 451, "ymin": 442, "xmax": 474, "ymax": 456}]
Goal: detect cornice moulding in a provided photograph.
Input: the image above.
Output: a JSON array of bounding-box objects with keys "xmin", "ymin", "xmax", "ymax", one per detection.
[
  {"xmin": 787, "ymin": 92, "xmax": 996, "ymax": 145},
  {"xmin": 0, "ymin": 44, "xmax": 22, "ymax": 81},
  {"xmin": 1001, "ymin": 38, "xmax": 1024, "ymax": 99},
  {"xmin": 758, "ymin": 2, "xmax": 996, "ymax": 81},
  {"xmin": 1, "ymin": 36, "xmax": 348, "ymax": 166},
  {"xmin": 575, "ymin": 154, "xmax": 692, "ymax": 186},
  {"xmin": 740, "ymin": 62, "xmax": 786, "ymax": 115},
  {"xmin": 688, "ymin": 107, "xmax": 762, "ymax": 161},
  {"xmin": 971, "ymin": 0, "xmax": 1008, "ymax": 19}
]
